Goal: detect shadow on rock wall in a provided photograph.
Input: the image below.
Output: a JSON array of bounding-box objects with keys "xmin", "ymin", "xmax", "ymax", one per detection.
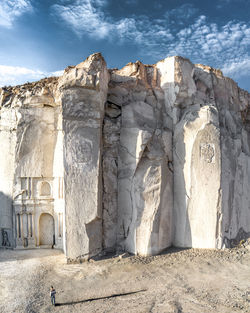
[
  {"xmin": 224, "ymin": 228, "xmax": 250, "ymax": 248},
  {"xmin": 173, "ymin": 118, "xmax": 192, "ymax": 248},
  {"xmin": 0, "ymin": 191, "xmax": 13, "ymax": 249},
  {"xmin": 85, "ymin": 217, "xmax": 102, "ymax": 258}
]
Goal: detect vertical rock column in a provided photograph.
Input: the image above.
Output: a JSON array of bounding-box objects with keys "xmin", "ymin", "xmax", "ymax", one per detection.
[
  {"xmin": 112, "ymin": 61, "xmax": 173, "ymax": 255},
  {"xmin": 212, "ymin": 73, "xmax": 250, "ymax": 247},
  {"xmin": 0, "ymin": 104, "xmax": 17, "ymax": 247},
  {"xmin": 173, "ymin": 58, "xmax": 222, "ymax": 248},
  {"xmin": 59, "ymin": 53, "xmax": 109, "ymax": 260}
]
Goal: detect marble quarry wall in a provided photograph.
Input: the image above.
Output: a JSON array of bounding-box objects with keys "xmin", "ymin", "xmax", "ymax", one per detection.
[
  {"xmin": 0, "ymin": 53, "xmax": 249, "ymax": 260},
  {"xmin": 0, "ymin": 76, "xmax": 65, "ymax": 250}
]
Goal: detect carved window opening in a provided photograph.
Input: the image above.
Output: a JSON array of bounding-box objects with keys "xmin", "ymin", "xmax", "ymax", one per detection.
[{"xmin": 40, "ymin": 181, "xmax": 51, "ymax": 196}]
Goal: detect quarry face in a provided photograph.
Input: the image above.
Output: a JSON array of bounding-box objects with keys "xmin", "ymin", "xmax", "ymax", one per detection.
[{"xmin": 0, "ymin": 53, "xmax": 250, "ymax": 261}]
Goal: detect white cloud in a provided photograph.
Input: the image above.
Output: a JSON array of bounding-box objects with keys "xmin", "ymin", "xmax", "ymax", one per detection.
[
  {"xmin": 51, "ymin": 0, "xmax": 174, "ymax": 42},
  {"xmin": 51, "ymin": 1, "xmax": 197, "ymax": 41},
  {"xmin": 164, "ymin": 4, "xmax": 198, "ymax": 25},
  {"xmin": 51, "ymin": 1, "xmax": 250, "ymax": 83},
  {"xmin": 0, "ymin": 0, "xmax": 33, "ymax": 28},
  {"xmin": 165, "ymin": 17, "xmax": 250, "ymax": 74},
  {"xmin": 52, "ymin": 0, "xmax": 111, "ymax": 39},
  {"xmin": 0, "ymin": 65, "xmax": 63, "ymax": 87},
  {"xmin": 222, "ymin": 57, "xmax": 250, "ymax": 78},
  {"xmin": 1, "ymin": 1, "xmax": 249, "ymax": 86},
  {"xmin": 52, "ymin": 70, "xmax": 64, "ymax": 77}
]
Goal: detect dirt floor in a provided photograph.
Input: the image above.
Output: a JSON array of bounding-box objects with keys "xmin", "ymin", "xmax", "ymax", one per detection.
[{"xmin": 0, "ymin": 242, "xmax": 250, "ymax": 313}]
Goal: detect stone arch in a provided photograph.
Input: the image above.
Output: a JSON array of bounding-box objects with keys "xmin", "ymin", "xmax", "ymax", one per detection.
[
  {"xmin": 39, "ymin": 213, "xmax": 55, "ymax": 246},
  {"xmin": 40, "ymin": 181, "xmax": 51, "ymax": 196}
]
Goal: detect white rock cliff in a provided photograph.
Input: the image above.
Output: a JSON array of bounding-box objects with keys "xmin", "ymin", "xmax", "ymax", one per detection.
[{"xmin": 0, "ymin": 53, "xmax": 249, "ymax": 260}]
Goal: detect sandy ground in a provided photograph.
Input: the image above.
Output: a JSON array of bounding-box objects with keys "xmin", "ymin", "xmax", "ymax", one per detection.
[{"xmin": 0, "ymin": 243, "xmax": 250, "ymax": 313}]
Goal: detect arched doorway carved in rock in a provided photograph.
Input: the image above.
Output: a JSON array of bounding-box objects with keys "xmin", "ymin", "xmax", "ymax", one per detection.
[{"xmin": 39, "ymin": 213, "xmax": 55, "ymax": 246}]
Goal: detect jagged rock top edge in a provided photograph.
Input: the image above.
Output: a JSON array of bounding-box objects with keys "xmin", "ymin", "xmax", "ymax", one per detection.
[{"xmin": 0, "ymin": 52, "xmax": 249, "ymax": 96}]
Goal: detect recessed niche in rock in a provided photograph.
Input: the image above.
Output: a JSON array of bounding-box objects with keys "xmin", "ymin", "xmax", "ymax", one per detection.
[
  {"xmin": 0, "ymin": 53, "xmax": 249, "ymax": 261},
  {"xmin": 40, "ymin": 181, "xmax": 51, "ymax": 196}
]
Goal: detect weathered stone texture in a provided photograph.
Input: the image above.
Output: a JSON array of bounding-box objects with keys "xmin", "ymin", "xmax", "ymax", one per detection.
[
  {"xmin": 0, "ymin": 53, "xmax": 249, "ymax": 258},
  {"xmin": 212, "ymin": 71, "xmax": 250, "ymax": 248},
  {"xmin": 59, "ymin": 53, "xmax": 109, "ymax": 260},
  {"xmin": 109, "ymin": 61, "xmax": 173, "ymax": 255},
  {"xmin": 0, "ymin": 77, "xmax": 64, "ymax": 250},
  {"xmin": 102, "ymin": 100, "xmax": 121, "ymax": 251},
  {"xmin": 173, "ymin": 57, "xmax": 250, "ymax": 248}
]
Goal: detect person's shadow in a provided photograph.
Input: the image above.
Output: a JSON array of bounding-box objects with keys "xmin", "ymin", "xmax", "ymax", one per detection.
[{"xmin": 55, "ymin": 289, "xmax": 147, "ymax": 306}]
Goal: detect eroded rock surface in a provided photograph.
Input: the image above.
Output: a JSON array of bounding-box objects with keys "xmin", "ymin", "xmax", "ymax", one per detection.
[
  {"xmin": 59, "ymin": 53, "xmax": 109, "ymax": 259},
  {"xmin": 108, "ymin": 61, "xmax": 173, "ymax": 255},
  {"xmin": 0, "ymin": 53, "xmax": 249, "ymax": 260}
]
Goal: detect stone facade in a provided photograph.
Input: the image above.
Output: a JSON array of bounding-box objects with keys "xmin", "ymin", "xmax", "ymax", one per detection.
[{"xmin": 0, "ymin": 53, "xmax": 249, "ymax": 260}]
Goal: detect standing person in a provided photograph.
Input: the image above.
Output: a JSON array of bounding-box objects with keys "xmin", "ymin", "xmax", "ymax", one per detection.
[{"xmin": 50, "ymin": 286, "xmax": 56, "ymax": 306}]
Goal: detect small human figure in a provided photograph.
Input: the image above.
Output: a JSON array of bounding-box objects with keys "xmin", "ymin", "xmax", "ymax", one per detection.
[{"xmin": 50, "ymin": 286, "xmax": 56, "ymax": 306}]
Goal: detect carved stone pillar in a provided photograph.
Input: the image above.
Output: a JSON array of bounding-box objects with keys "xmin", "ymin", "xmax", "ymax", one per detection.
[
  {"xmin": 23, "ymin": 213, "xmax": 28, "ymax": 238},
  {"xmin": 59, "ymin": 213, "xmax": 62, "ymax": 237},
  {"xmin": 20, "ymin": 213, "xmax": 23, "ymax": 239},
  {"xmin": 32, "ymin": 214, "xmax": 35, "ymax": 241},
  {"xmin": 16, "ymin": 214, "xmax": 19, "ymax": 238},
  {"xmin": 18, "ymin": 214, "xmax": 21, "ymax": 238},
  {"xmin": 29, "ymin": 214, "xmax": 32, "ymax": 237}
]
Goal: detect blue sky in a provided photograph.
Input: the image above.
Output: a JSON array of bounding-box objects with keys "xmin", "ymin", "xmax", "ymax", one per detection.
[{"xmin": 0, "ymin": 0, "xmax": 249, "ymax": 91}]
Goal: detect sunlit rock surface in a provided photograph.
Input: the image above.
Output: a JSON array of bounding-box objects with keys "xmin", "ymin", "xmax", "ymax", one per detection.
[
  {"xmin": 0, "ymin": 53, "xmax": 249, "ymax": 260},
  {"xmin": 59, "ymin": 53, "xmax": 109, "ymax": 260}
]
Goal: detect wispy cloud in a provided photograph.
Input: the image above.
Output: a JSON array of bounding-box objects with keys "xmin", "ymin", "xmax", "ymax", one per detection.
[
  {"xmin": 164, "ymin": 4, "xmax": 198, "ymax": 26},
  {"xmin": 166, "ymin": 17, "xmax": 250, "ymax": 71},
  {"xmin": 51, "ymin": 1, "xmax": 197, "ymax": 41},
  {"xmin": 51, "ymin": 0, "xmax": 174, "ymax": 41},
  {"xmin": 0, "ymin": 65, "xmax": 63, "ymax": 87},
  {"xmin": 1, "ymin": 1, "xmax": 249, "ymax": 86},
  {"xmin": 51, "ymin": 0, "xmax": 250, "ymax": 82},
  {"xmin": 51, "ymin": 0, "xmax": 111, "ymax": 39},
  {"xmin": 222, "ymin": 57, "xmax": 250, "ymax": 78},
  {"xmin": 0, "ymin": 0, "xmax": 33, "ymax": 28}
]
